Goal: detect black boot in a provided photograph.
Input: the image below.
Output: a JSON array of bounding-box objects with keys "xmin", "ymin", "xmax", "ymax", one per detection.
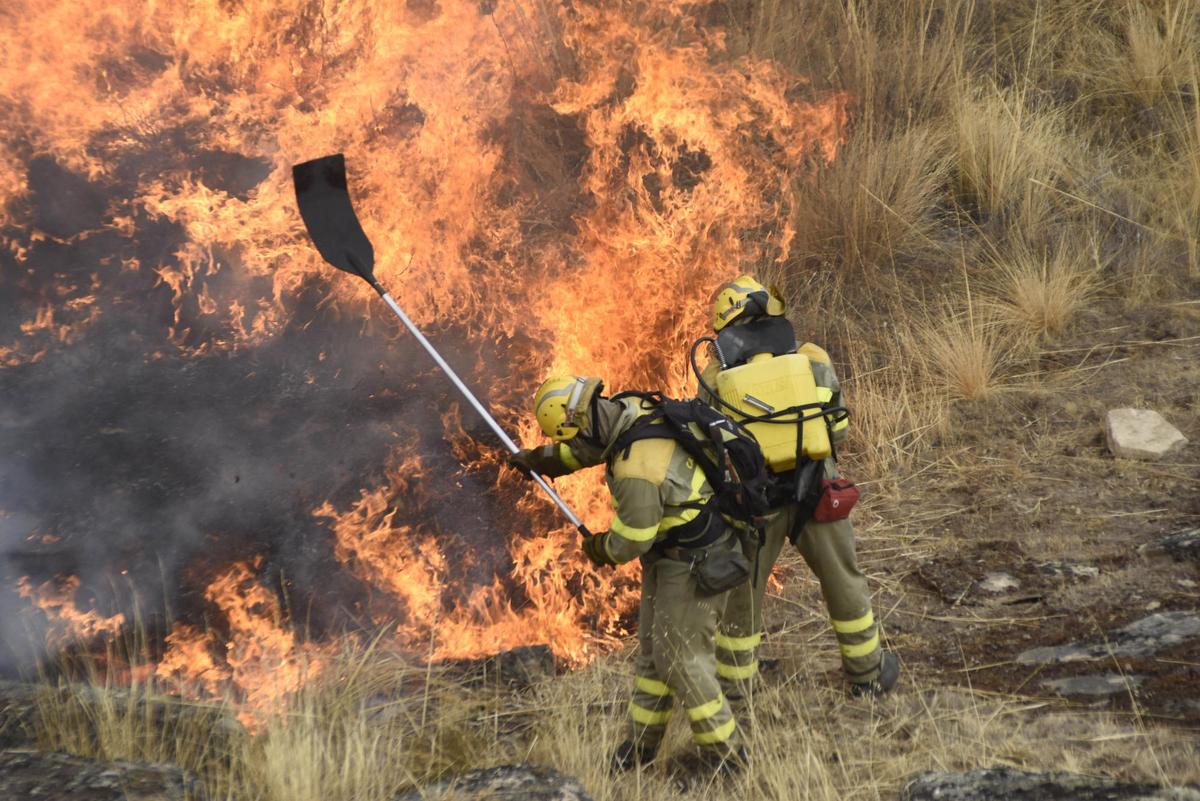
[
  {"xmin": 672, "ymin": 745, "xmax": 748, "ymax": 790},
  {"xmin": 850, "ymin": 651, "xmax": 900, "ymax": 698},
  {"xmin": 612, "ymin": 739, "xmax": 657, "ymax": 772}
]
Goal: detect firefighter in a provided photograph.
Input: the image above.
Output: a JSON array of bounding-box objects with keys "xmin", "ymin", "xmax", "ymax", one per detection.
[
  {"xmin": 702, "ymin": 275, "xmax": 899, "ymax": 699},
  {"xmin": 509, "ymin": 376, "xmax": 747, "ymax": 776}
]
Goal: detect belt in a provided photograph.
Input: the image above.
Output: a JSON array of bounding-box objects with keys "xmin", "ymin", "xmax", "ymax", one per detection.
[
  {"xmin": 655, "ymin": 513, "xmax": 729, "ymax": 561},
  {"xmin": 660, "ymin": 539, "xmax": 726, "ymax": 562}
]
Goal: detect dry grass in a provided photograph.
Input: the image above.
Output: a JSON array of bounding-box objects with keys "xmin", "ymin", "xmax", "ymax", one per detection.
[
  {"xmin": 950, "ymin": 85, "xmax": 1072, "ymax": 221},
  {"xmin": 35, "ymin": 647, "xmax": 1190, "ymax": 801},
  {"xmin": 1065, "ymin": 2, "xmax": 1199, "ymax": 135},
  {"xmin": 34, "ymin": 678, "xmax": 242, "ymax": 797},
  {"xmin": 787, "ymin": 124, "xmax": 951, "ymax": 278},
  {"xmin": 242, "ymin": 649, "xmax": 493, "ymax": 801},
  {"xmin": 912, "ymin": 298, "xmax": 1011, "ymax": 402},
  {"xmin": 31, "ymin": 641, "xmax": 495, "ymax": 801},
  {"xmin": 729, "ymin": 0, "xmax": 973, "ymax": 128},
  {"xmin": 28, "ymin": 628, "xmax": 1200, "ymax": 801},
  {"xmin": 1146, "ymin": 64, "xmax": 1200, "ymax": 276},
  {"xmin": 520, "ymin": 651, "xmax": 1200, "ymax": 801},
  {"xmin": 838, "ymin": 332, "xmax": 949, "ymax": 481},
  {"xmin": 984, "ymin": 235, "xmax": 1102, "ymax": 344}
]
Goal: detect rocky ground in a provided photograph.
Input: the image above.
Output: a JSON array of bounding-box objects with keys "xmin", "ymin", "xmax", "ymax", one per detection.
[{"xmin": 766, "ymin": 301, "xmax": 1200, "ymax": 725}]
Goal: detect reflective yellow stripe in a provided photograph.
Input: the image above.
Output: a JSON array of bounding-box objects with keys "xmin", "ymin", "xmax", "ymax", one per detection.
[
  {"xmin": 816, "ymin": 387, "xmax": 834, "ymax": 403},
  {"xmin": 715, "ymin": 632, "xmax": 761, "ymax": 651},
  {"xmin": 659, "ymin": 462, "xmax": 709, "ymax": 531},
  {"xmin": 628, "ymin": 701, "xmax": 671, "ymax": 726},
  {"xmin": 716, "ymin": 660, "xmax": 758, "ymax": 680},
  {"xmin": 839, "ymin": 633, "xmax": 880, "ymax": 659},
  {"xmin": 610, "ymin": 516, "xmax": 659, "ymax": 542},
  {"xmin": 831, "ymin": 612, "xmax": 874, "ymax": 635},
  {"xmin": 687, "ymin": 696, "xmax": 724, "ymax": 722},
  {"xmin": 832, "ymin": 416, "xmax": 849, "ymax": 432},
  {"xmin": 659, "ymin": 506, "xmax": 700, "ymax": 530},
  {"xmin": 693, "ymin": 717, "xmax": 737, "ymax": 745},
  {"xmin": 635, "ymin": 676, "xmax": 671, "ymax": 697},
  {"xmin": 557, "ymin": 443, "xmax": 582, "ymax": 471}
]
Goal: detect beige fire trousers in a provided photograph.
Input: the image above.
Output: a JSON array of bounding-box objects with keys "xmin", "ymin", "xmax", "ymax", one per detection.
[
  {"xmin": 715, "ymin": 463, "xmax": 881, "ymax": 696},
  {"xmin": 626, "ymin": 537, "xmax": 743, "ymax": 756}
]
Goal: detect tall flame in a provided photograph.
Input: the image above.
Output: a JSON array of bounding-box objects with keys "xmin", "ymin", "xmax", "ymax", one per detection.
[{"xmin": 2, "ymin": 0, "xmax": 849, "ymax": 713}]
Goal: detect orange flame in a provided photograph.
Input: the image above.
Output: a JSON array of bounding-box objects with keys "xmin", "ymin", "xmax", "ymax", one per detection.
[
  {"xmin": 4, "ymin": 0, "xmax": 849, "ymax": 710},
  {"xmin": 17, "ymin": 576, "xmax": 126, "ymax": 649},
  {"xmin": 155, "ymin": 560, "xmax": 329, "ymax": 721}
]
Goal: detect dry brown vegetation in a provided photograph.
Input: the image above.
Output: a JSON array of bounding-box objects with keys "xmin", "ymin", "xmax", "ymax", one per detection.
[
  {"xmin": 30, "ymin": 640, "xmax": 1200, "ymax": 801},
  {"xmin": 28, "ymin": 0, "xmax": 1200, "ymax": 799}
]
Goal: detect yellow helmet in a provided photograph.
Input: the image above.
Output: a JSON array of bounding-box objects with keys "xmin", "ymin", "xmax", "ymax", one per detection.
[
  {"xmin": 710, "ymin": 274, "xmax": 786, "ymax": 332},
  {"xmin": 533, "ymin": 375, "xmax": 603, "ymax": 441}
]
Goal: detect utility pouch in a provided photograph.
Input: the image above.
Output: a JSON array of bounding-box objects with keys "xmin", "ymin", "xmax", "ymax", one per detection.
[
  {"xmin": 813, "ymin": 478, "xmax": 859, "ymax": 522},
  {"xmin": 691, "ymin": 546, "xmax": 752, "ymax": 597},
  {"xmin": 790, "ymin": 460, "xmax": 824, "ymax": 543}
]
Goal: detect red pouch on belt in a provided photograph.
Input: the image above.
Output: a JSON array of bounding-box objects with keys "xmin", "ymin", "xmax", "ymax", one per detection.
[{"xmin": 813, "ymin": 478, "xmax": 859, "ymax": 522}]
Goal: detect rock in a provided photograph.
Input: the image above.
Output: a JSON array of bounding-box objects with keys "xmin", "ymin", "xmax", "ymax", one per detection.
[
  {"xmin": 0, "ymin": 682, "xmax": 40, "ymax": 749},
  {"xmin": 442, "ymin": 645, "xmax": 557, "ymax": 687},
  {"xmin": 977, "ymin": 572, "xmax": 1020, "ymax": 593},
  {"xmin": 0, "ymin": 750, "xmax": 202, "ymax": 801},
  {"xmin": 392, "ymin": 764, "xmax": 593, "ymax": 801},
  {"xmin": 902, "ymin": 768, "xmax": 1200, "ymax": 800},
  {"xmin": 1140, "ymin": 529, "xmax": 1200, "ymax": 563},
  {"xmin": 490, "ymin": 645, "xmax": 557, "ymax": 685},
  {"xmin": 1038, "ymin": 562, "xmax": 1100, "ymax": 581},
  {"xmin": 0, "ymin": 680, "xmax": 240, "ymax": 751},
  {"xmin": 1042, "ymin": 673, "xmax": 1146, "ymax": 697},
  {"xmin": 1018, "ymin": 611, "xmax": 1200, "ymax": 664},
  {"xmin": 1105, "ymin": 408, "xmax": 1187, "ymax": 460}
]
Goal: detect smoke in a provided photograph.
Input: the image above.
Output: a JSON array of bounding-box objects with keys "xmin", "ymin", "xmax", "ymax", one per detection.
[
  {"xmin": 0, "ymin": 133, "xmax": 529, "ymax": 676},
  {"xmin": 1, "ymin": 0, "xmax": 853, "ymax": 681}
]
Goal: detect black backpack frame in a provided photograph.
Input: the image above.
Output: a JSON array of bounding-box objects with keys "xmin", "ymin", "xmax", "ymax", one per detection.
[{"xmin": 609, "ymin": 392, "xmax": 773, "ymax": 545}]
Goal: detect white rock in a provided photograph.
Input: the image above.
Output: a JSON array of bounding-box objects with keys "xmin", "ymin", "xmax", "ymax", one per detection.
[
  {"xmin": 978, "ymin": 572, "xmax": 1019, "ymax": 593},
  {"xmin": 1105, "ymin": 408, "xmax": 1187, "ymax": 460}
]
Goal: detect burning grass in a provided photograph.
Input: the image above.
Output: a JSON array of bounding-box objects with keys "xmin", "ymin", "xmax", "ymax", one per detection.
[{"xmin": 7, "ymin": 0, "xmax": 1200, "ymax": 797}]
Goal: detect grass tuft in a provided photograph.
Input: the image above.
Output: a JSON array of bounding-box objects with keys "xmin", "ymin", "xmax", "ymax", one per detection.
[
  {"xmin": 788, "ymin": 124, "xmax": 951, "ymax": 277},
  {"xmin": 950, "ymin": 85, "xmax": 1071, "ymax": 221},
  {"xmin": 985, "ymin": 235, "xmax": 1101, "ymax": 343},
  {"xmin": 913, "ymin": 302, "xmax": 1010, "ymax": 402}
]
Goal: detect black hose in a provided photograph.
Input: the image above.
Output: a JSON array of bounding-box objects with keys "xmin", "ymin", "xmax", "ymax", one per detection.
[{"xmin": 689, "ymin": 336, "xmax": 850, "ymax": 428}]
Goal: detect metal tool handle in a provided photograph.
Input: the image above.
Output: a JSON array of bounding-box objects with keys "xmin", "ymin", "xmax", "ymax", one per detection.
[{"xmin": 376, "ymin": 290, "xmax": 591, "ymax": 537}]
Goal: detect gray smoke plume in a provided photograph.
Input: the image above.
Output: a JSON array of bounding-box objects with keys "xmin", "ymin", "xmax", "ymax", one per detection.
[{"xmin": 0, "ymin": 134, "xmax": 534, "ymax": 677}]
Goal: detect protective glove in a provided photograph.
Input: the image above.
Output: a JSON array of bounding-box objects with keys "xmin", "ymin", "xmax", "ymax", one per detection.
[
  {"xmin": 506, "ymin": 448, "xmax": 539, "ymax": 479},
  {"xmin": 580, "ymin": 532, "xmax": 619, "ymax": 567},
  {"xmin": 506, "ymin": 446, "xmax": 572, "ymax": 480}
]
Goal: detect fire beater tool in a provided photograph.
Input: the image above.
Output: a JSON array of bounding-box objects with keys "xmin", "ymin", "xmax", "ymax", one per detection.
[{"xmin": 292, "ymin": 154, "xmax": 592, "ymax": 538}]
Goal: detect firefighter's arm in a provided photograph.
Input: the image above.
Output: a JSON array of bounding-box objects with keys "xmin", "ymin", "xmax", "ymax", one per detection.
[
  {"xmin": 590, "ymin": 476, "xmax": 663, "ymax": 565},
  {"xmin": 800, "ymin": 342, "xmax": 850, "ymax": 445},
  {"xmin": 507, "ymin": 441, "xmax": 598, "ymax": 479}
]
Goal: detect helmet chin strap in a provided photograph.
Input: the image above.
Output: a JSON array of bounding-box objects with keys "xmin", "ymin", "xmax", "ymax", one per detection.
[{"xmin": 576, "ymin": 391, "xmax": 607, "ymax": 448}]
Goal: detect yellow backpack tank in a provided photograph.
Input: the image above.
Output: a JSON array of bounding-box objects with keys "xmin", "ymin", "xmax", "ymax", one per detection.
[{"xmin": 714, "ymin": 352, "xmax": 831, "ymax": 471}]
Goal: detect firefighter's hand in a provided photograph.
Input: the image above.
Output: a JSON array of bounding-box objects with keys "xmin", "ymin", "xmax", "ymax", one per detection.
[
  {"xmin": 508, "ymin": 445, "xmax": 573, "ymax": 479},
  {"xmin": 506, "ymin": 448, "xmax": 539, "ymax": 479},
  {"xmin": 580, "ymin": 532, "xmax": 618, "ymax": 568}
]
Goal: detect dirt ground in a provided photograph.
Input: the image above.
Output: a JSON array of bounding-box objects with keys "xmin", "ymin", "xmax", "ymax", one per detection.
[{"xmin": 761, "ymin": 298, "xmax": 1200, "ymax": 725}]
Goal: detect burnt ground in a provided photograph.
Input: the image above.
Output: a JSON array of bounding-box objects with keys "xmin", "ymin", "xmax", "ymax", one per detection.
[{"xmin": 761, "ymin": 297, "xmax": 1200, "ymax": 726}]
